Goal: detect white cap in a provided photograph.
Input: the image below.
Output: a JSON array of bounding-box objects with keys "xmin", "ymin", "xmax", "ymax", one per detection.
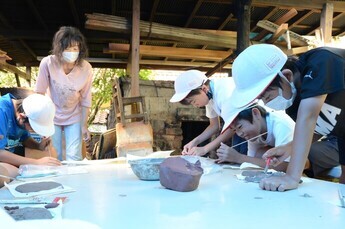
[
  {"xmin": 230, "ymin": 44, "xmax": 287, "ymax": 108},
  {"xmin": 221, "ymin": 102, "xmax": 257, "ymax": 134},
  {"xmin": 22, "ymin": 94, "xmax": 55, "ymax": 137},
  {"xmin": 170, "ymin": 70, "xmax": 207, "ymax": 103}
]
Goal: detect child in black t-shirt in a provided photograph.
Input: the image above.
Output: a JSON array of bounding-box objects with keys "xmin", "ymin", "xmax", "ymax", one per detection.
[{"xmin": 229, "ymin": 44, "xmax": 345, "ymax": 191}]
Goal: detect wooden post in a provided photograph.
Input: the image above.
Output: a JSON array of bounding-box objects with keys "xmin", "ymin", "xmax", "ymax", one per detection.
[
  {"xmin": 130, "ymin": 0, "xmax": 140, "ymax": 97},
  {"xmin": 235, "ymin": 0, "xmax": 252, "ymax": 54},
  {"xmin": 320, "ymin": 3, "xmax": 333, "ymax": 45},
  {"xmin": 26, "ymin": 66, "xmax": 31, "ymax": 87},
  {"xmin": 14, "ymin": 73, "xmax": 21, "ymax": 87},
  {"xmin": 130, "ymin": 0, "xmax": 140, "ymax": 116}
]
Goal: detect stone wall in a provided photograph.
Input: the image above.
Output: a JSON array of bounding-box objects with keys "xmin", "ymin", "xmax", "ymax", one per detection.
[{"xmin": 119, "ymin": 77, "xmax": 208, "ymax": 154}]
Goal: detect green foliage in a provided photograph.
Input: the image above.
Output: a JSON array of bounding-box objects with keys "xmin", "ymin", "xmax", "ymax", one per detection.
[
  {"xmin": 88, "ymin": 68, "xmax": 123, "ymax": 125},
  {"xmin": 0, "ymin": 67, "xmax": 37, "ymax": 88},
  {"xmin": 139, "ymin": 69, "xmax": 153, "ymax": 80},
  {"xmin": 88, "ymin": 68, "xmax": 152, "ymax": 125},
  {"xmin": 0, "ymin": 71, "xmax": 17, "ymax": 86}
]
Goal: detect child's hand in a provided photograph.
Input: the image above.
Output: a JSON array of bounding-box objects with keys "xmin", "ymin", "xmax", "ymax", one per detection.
[
  {"xmin": 38, "ymin": 137, "xmax": 51, "ymax": 151},
  {"xmin": 262, "ymin": 143, "xmax": 292, "ymax": 167},
  {"xmin": 215, "ymin": 142, "xmax": 240, "ymax": 163}
]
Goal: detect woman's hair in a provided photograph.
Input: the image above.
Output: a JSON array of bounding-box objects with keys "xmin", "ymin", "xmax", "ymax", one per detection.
[
  {"xmin": 235, "ymin": 104, "xmax": 267, "ymax": 124},
  {"xmin": 51, "ymin": 26, "xmax": 88, "ymax": 66},
  {"xmin": 180, "ymin": 79, "xmax": 210, "ymax": 105}
]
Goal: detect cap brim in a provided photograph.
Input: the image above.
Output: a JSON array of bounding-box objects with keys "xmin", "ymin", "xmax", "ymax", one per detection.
[
  {"xmin": 170, "ymin": 91, "xmax": 190, "ymax": 103},
  {"xmin": 230, "ymin": 72, "xmax": 276, "ymax": 108},
  {"xmin": 29, "ymin": 119, "xmax": 55, "ymax": 137},
  {"xmin": 221, "ymin": 112, "xmax": 238, "ymax": 134},
  {"xmin": 221, "ymin": 101, "xmax": 259, "ymax": 134}
]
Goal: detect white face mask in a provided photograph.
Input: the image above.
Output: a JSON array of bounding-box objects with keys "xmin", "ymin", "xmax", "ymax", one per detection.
[
  {"xmin": 62, "ymin": 51, "xmax": 79, "ymax": 63},
  {"xmin": 265, "ymin": 75, "xmax": 297, "ymax": 110}
]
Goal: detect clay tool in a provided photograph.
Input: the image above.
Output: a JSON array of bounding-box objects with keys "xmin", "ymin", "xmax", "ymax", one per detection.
[
  {"xmin": 264, "ymin": 157, "xmax": 271, "ymax": 174},
  {"xmin": 46, "ymin": 141, "xmax": 51, "ymax": 157},
  {"xmin": 230, "ymin": 132, "xmax": 268, "ymax": 149},
  {"xmin": 339, "ymin": 189, "xmax": 345, "ymax": 208}
]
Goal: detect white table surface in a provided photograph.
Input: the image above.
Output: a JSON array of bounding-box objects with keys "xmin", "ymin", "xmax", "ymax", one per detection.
[{"xmin": 1, "ymin": 162, "xmax": 345, "ymax": 229}]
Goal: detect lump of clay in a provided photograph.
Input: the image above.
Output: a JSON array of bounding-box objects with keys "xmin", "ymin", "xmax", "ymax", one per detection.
[
  {"xmin": 15, "ymin": 181, "xmax": 63, "ymax": 193},
  {"xmin": 159, "ymin": 157, "xmax": 203, "ymax": 192}
]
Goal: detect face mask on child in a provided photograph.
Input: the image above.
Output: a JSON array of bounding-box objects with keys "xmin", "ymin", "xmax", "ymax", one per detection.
[
  {"xmin": 62, "ymin": 51, "xmax": 79, "ymax": 63},
  {"xmin": 265, "ymin": 73, "xmax": 296, "ymax": 110}
]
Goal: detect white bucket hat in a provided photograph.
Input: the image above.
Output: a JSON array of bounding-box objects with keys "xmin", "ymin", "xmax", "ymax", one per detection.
[
  {"xmin": 230, "ymin": 44, "xmax": 287, "ymax": 108},
  {"xmin": 22, "ymin": 94, "xmax": 55, "ymax": 137},
  {"xmin": 170, "ymin": 70, "xmax": 207, "ymax": 102}
]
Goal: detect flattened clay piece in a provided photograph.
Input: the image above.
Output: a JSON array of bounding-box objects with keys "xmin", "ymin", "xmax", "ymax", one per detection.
[
  {"xmin": 241, "ymin": 171, "xmax": 284, "ymax": 183},
  {"xmin": 15, "ymin": 181, "xmax": 63, "ymax": 193},
  {"xmin": 6, "ymin": 207, "xmax": 53, "ymax": 220},
  {"xmin": 159, "ymin": 157, "xmax": 203, "ymax": 192}
]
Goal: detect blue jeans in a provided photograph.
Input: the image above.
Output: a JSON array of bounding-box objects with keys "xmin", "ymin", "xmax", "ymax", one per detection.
[{"xmin": 52, "ymin": 122, "xmax": 82, "ymax": 161}]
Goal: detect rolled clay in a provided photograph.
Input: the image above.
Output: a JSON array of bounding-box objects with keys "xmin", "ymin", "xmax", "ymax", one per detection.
[
  {"xmin": 159, "ymin": 157, "xmax": 203, "ymax": 192},
  {"xmin": 15, "ymin": 181, "xmax": 63, "ymax": 193}
]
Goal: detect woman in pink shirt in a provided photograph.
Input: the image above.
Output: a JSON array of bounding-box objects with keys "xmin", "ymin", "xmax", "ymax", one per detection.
[{"xmin": 35, "ymin": 26, "xmax": 93, "ymax": 161}]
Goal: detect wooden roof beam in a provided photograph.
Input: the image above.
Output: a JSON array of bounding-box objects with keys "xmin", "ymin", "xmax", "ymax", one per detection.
[
  {"xmin": 252, "ymin": 0, "xmax": 345, "ymax": 12},
  {"xmin": 142, "ymin": 0, "xmax": 160, "ymax": 58},
  {"xmin": 189, "ymin": 12, "xmax": 234, "ymax": 63},
  {"xmin": 68, "ymin": 0, "xmax": 80, "ymax": 27},
  {"xmin": 111, "ymin": 0, "xmax": 116, "ymax": 15},
  {"xmin": 106, "ymin": 43, "xmax": 232, "ymax": 61},
  {"xmin": 252, "ymin": 8, "xmax": 297, "ymax": 41},
  {"xmin": 0, "ymin": 12, "xmax": 36, "ymax": 60},
  {"xmin": 185, "ymin": 0, "xmax": 203, "ymax": 27},
  {"xmin": 257, "ymin": 20, "xmax": 310, "ymax": 46},
  {"xmin": 165, "ymin": 0, "xmax": 203, "ymax": 61},
  {"xmin": 0, "ymin": 62, "xmax": 29, "ymax": 80},
  {"xmin": 267, "ymin": 23, "xmax": 288, "ymax": 43},
  {"xmin": 251, "ymin": 6, "xmax": 279, "ymax": 32},
  {"xmin": 85, "ymin": 13, "xmax": 237, "ymax": 48},
  {"xmin": 26, "ymin": 0, "xmax": 48, "ymax": 31},
  {"xmin": 288, "ymin": 10, "xmax": 315, "ymax": 31}
]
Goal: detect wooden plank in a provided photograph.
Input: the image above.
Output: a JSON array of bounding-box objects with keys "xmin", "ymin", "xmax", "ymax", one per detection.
[
  {"xmin": 106, "ymin": 43, "xmax": 232, "ymax": 61},
  {"xmin": 205, "ymin": 53, "xmax": 236, "ymax": 77},
  {"xmin": 0, "ymin": 62, "xmax": 29, "ymax": 79},
  {"xmin": 252, "ymin": 8, "xmax": 297, "ymax": 41},
  {"xmin": 85, "ymin": 13, "xmax": 237, "ymax": 48},
  {"xmin": 267, "ymin": 23, "xmax": 288, "ymax": 43},
  {"xmin": 257, "ymin": 20, "xmax": 310, "ymax": 46}
]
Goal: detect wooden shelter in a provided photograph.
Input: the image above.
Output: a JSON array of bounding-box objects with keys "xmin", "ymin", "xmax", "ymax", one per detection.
[{"xmin": 0, "ymin": 0, "xmax": 345, "ymax": 75}]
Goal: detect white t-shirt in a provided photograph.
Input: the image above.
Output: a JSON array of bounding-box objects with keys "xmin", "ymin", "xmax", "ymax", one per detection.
[
  {"xmin": 247, "ymin": 110, "xmax": 295, "ymax": 161},
  {"xmin": 205, "ymin": 77, "xmax": 235, "ymax": 119}
]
